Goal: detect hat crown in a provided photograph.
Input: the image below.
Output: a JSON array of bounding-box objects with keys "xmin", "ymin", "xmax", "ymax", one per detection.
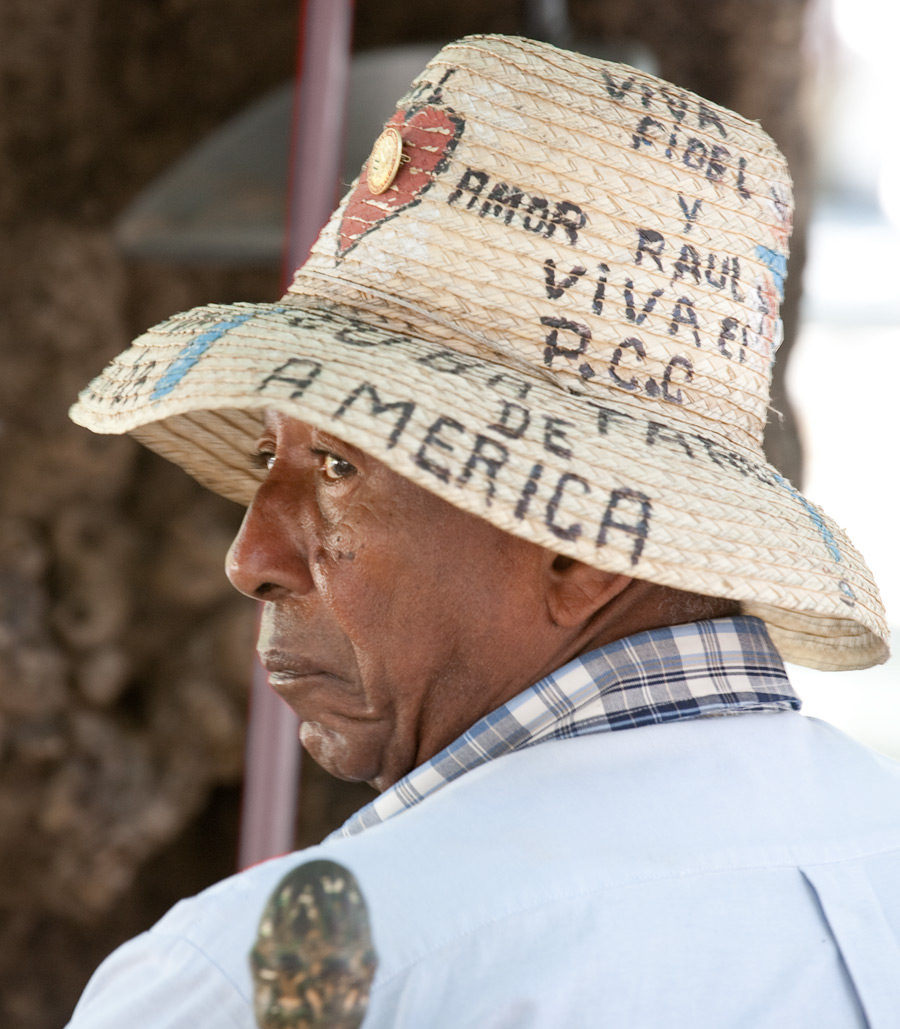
[
  {"xmin": 292, "ymin": 35, "xmax": 792, "ymax": 450},
  {"xmin": 70, "ymin": 35, "xmax": 889, "ymax": 670}
]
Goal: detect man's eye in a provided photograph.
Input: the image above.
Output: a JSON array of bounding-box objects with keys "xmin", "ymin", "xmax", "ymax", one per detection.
[
  {"xmin": 320, "ymin": 452, "xmax": 356, "ymax": 481},
  {"xmin": 251, "ymin": 449, "xmax": 276, "ymax": 471}
]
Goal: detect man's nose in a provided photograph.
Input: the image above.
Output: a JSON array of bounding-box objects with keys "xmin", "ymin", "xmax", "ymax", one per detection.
[{"xmin": 225, "ymin": 486, "xmax": 315, "ymax": 601}]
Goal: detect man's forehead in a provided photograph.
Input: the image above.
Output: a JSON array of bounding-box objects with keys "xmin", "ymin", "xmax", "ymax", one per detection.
[
  {"xmin": 262, "ymin": 408, "xmax": 305, "ymax": 433},
  {"xmin": 262, "ymin": 409, "xmax": 360, "ymax": 455}
]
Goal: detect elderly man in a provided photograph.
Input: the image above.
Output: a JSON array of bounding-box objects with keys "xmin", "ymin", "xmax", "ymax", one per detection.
[{"xmin": 68, "ymin": 35, "xmax": 898, "ymax": 1029}]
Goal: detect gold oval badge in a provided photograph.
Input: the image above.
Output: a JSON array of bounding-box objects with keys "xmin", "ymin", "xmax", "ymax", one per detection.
[{"xmin": 366, "ymin": 126, "xmax": 404, "ymax": 195}]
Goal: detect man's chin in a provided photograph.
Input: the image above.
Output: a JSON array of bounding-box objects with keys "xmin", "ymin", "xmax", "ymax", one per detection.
[{"xmin": 299, "ymin": 719, "xmax": 383, "ymax": 787}]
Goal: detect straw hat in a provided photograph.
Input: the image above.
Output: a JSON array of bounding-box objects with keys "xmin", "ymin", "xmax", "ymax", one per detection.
[{"xmin": 71, "ymin": 35, "xmax": 888, "ymax": 671}]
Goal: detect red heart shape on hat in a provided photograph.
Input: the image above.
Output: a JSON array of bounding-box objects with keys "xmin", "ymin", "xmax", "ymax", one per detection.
[{"xmin": 338, "ymin": 105, "xmax": 465, "ymax": 256}]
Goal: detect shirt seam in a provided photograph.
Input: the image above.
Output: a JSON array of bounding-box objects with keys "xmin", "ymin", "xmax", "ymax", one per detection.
[
  {"xmin": 371, "ymin": 840, "xmax": 900, "ymax": 993},
  {"xmin": 145, "ymin": 929, "xmax": 252, "ymax": 1011}
]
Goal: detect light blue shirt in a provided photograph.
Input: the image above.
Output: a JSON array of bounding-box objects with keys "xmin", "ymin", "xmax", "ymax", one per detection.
[
  {"xmin": 67, "ymin": 624, "xmax": 900, "ymax": 1027},
  {"xmin": 337, "ymin": 616, "xmax": 797, "ymax": 836}
]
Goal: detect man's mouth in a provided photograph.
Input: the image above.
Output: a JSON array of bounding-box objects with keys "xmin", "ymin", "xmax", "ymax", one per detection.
[{"xmin": 260, "ymin": 650, "xmax": 337, "ymax": 689}]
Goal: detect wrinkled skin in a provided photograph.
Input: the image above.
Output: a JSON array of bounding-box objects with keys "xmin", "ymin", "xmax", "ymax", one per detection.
[
  {"xmin": 226, "ymin": 414, "xmax": 589, "ymax": 790},
  {"xmin": 226, "ymin": 413, "xmax": 735, "ymax": 791}
]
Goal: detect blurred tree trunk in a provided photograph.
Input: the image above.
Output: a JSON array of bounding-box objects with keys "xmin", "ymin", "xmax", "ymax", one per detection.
[
  {"xmin": 0, "ymin": 0, "xmax": 811, "ymax": 1024},
  {"xmin": 0, "ymin": 3, "xmax": 297, "ymax": 1025}
]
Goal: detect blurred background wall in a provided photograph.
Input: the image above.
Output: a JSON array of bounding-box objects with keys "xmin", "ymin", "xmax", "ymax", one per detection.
[{"xmin": 2, "ymin": 1, "xmax": 895, "ymax": 1025}]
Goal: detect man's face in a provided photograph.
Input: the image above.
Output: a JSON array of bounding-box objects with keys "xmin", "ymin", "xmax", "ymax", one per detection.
[{"xmin": 226, "ymin": 412, "xmax": 556, "ymax": 790}]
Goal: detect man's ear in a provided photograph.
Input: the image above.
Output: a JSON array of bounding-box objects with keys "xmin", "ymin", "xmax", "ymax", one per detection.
[{"xmin": 545, "ymin": 554, "xmax": 632, "ymax": 628}]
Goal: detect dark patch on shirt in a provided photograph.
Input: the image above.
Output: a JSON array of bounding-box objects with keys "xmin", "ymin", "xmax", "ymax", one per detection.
[{"xmin": 251, "ymin": 859, "xmax": 377, "ymax": 1028}]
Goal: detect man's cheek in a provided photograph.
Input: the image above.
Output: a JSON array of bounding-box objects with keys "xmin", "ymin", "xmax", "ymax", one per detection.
[{"xmin": 314, "ymin": 505, "xmax": 365, "ymax": 559}]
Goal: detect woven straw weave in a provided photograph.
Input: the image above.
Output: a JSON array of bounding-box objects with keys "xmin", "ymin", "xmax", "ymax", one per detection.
[{"xmin": 71, "ymin": 36, "xmax": 888, "ymax": 671}]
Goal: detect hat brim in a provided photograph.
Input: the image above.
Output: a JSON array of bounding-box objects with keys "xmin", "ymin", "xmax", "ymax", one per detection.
[{"xmin": 70, "ymin": 293, "xmax": 889, "ymax": 672}]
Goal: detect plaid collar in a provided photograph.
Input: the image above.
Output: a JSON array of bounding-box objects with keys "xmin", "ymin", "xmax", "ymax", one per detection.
[{"xmin": 331, "ymin": 616, "xmax": 798, "ymax": 840}]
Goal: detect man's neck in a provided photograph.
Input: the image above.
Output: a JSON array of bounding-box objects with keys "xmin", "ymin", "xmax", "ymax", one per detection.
[{"xmin": 574, "ymin": 579, "xmax": 741, "ymax": 659}]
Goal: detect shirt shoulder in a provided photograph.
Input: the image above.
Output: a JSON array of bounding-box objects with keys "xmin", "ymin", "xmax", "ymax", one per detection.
[
  {"xmin": 66, "ymin": 853, "xmax": 305, "ymax": 1029},
  {"xmin": 67, "ymin": 713, "xmax": 900, "ymax": 1029}
]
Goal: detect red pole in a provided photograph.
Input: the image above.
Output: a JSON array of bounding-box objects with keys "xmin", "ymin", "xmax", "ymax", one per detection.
[
  {"xmin": 285, "ymin": 0, "xmax": 355, "ymax": 275},
  {"xmin": 238, "ymin": 0, "xmax": 354, "ymax": 871}
]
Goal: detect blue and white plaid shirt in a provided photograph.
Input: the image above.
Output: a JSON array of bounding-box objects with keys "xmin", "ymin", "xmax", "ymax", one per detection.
[{"xmin": 332, "ymin": 616, "xmax": 798, "ymax": 839}]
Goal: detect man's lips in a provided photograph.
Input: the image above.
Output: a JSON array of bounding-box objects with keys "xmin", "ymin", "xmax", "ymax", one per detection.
[
  {"xmin": 260, "ymin": 650, "xmax": 340, "ymax": 690},
  {"xmin": 260, "ymin": 650, "xmax": 381, "ymax": 735}
]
